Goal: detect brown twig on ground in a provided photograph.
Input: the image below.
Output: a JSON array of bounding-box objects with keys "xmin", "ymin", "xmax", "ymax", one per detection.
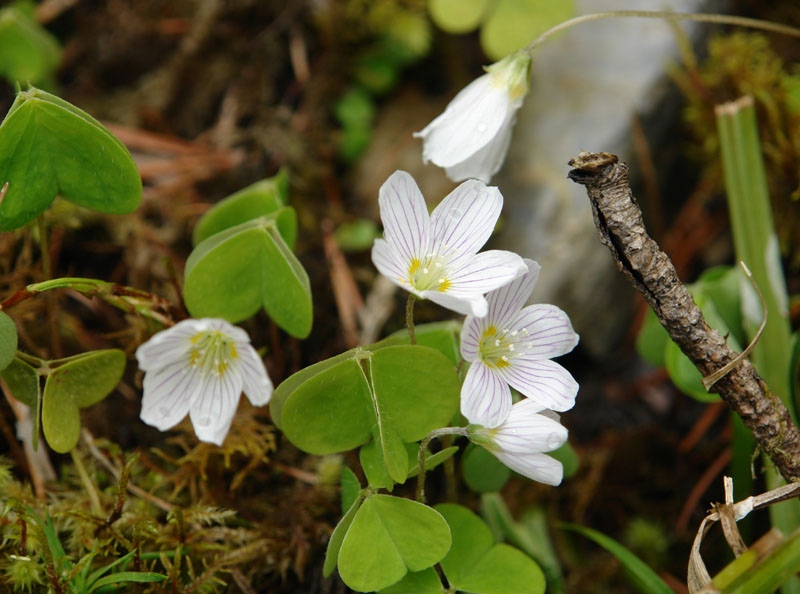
[
  {"xmin": 321, "ymin": 219, "xmax": 363, "ymax": 349},
  {"xmin": 568, "ymin": 151, "xmax": 800, "ymax": 482}
]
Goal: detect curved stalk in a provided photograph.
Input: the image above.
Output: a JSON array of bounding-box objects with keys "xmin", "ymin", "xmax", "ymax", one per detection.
[{"xmin": 525, "ymin": 11, "xmax": 800, "ymax": 57}]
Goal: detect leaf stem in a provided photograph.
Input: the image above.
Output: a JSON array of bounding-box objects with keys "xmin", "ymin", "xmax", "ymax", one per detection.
[
  {"xmin": 0, "ymin": 277, "xmax": 173, "ymax": 326},
  {"xmin": 416, "ymin": 426, "xmax": 467, "ymax": 503},
  {"xmin": 525, "ymin": 11, "xmax": 800, "ymax": 57},
  {"xmin": 15, "ymin": 350, "xmax": 46, "ymax": 369},
  {"xmin": 406, "ymin": 294, "xmax": 417, "ymax": 345}
]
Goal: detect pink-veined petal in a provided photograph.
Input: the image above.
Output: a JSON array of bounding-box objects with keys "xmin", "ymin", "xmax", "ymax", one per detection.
[
  {"xmin": 461, "ymin": 361, "xmax": 512, "ymax": 428},
  {"xmin": 443, "ymin": 112, "xmax": 516, "ymax": 183},
  {"xmin": 446, "ymin": 249, "xmax": 526, "ymax": 300},
  {"xmin": 510, "ymin": 304, "xmax": 579, "ymax": 359},
  {"xmin": 494, "ymin": 451, "xmax": 564, "ymax": 486},
  {"xmin": 460, "ymin": 314, "xmax": 486, "ymax": 361},
  {"xmin": 491, "ymin": 404, "xmax": 568, "ymax": 454},
  {"xmin": 189, "ymin": 369, "xmax": 243, "ymax": 446},
  {"xmin": 140, "ymin": 357, "xmax": 201, "ymax": 431},
  {"xmin": 486, "ymin": 258, "xmax": 540, "ymax": 330},
  {"xmin": 415, "ymin": 75, "xmax": 510, "ymax": 168},
  {"xmin": 498, "ymin": 358, "xmax": 578, "ymax": 412},
  {"xmin": 238, "ymin": 344, "xmax": 273, "ymax": 406},
  {"xmin": 378, "ymin": 171, "xmax": 430, "ymax": 266},
  {"xmin": 371, "ymin": 238, "xmax": 416, "ymax": 293},
  {"xmin": 430, "ymin": 180, "xmax": 502, "ymax": 258}
]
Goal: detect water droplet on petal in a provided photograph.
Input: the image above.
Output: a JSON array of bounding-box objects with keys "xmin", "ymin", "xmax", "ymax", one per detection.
[
  {"xmin": 158, "ymin": 406, "xmax": 170, "ymax": 417},
  {"xmin": 196, "ymin": 416, "xmax": 212, "ymax": 427},
  {"xmin": 477, "ymin": 122, "xmax": 487, "ymax": 133}
]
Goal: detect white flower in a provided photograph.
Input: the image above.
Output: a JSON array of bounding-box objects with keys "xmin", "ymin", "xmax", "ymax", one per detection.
[
  {"xmin": 414, "ymin": 50, "xmax": 532, "ymax": 183},
  {"xmin": 460, "ymin": 258, "xmax": 579, "ymax": 428},
  {"xmin": 371, "ymin": 170, "xmax": 526, "ymax": 317},
  {"xmin": 468, "ymin": 399, "xmax": 568, "ymax": 486},
  {"xmin": 136, "ymin": 318, "xmax": 273, "ymax": 446}
]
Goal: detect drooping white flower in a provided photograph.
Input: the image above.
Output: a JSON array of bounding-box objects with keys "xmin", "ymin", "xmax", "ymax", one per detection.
[
  {"xmin": 460, "ymin": 258, "xmax": 579, "ymax": 428},
  {"xmin": 371, "ymin": 170, "xmax": 526, "ymax": 317},
  {"xmin": 136, "ymin": 318, "xmax": 273, "ymax": 446},
  {"xmin": 468, "ymin": 399, "xmax": 568, "ymax": 486},
  {"xmin": 414, "ymin": 49, "xmax": 532, "ymax": 183}
]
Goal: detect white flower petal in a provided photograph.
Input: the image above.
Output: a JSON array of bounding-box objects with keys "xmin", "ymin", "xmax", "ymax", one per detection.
[
  {"xmin": 447, "ymin": 250, "xmax": 527, "ymax": 299},
  {"xmin": 416, "ymin": 75, "xmax": 510, "ymax": 168},
  {"xmin": 423, "ymin": 290, "xmax": 487, "ymax": 317},
  {"xmin": 491, "ymin": 404, "xmax": 568, "ymax": 454},
  {"xmin": 514, "ymin": 397, "xmax": 549, "ymax": 415},
  {"xmin": 371, "ymin": 238, "xmax": 415, "ymax": 292},
  {"xmin": 135, "ymin": 319, "xmax": 203, "ymax": 371},
  {"xmin": 137, "ymin": 318, "xmax": 273, "ymax": 446},
  {"xmin": 511, "ymin": 304, "xmax": 579, "ymax": 359},
  {"xmin": 378, "ymin": 170, "xmax": 430, "ymax": 266},
  {"xmin": 238, "ymin": 345, "xmax": 273, "ymax": 406},
  {"xmin": 430, "ymin": 180, "xmax": 502, "ymax": 258},
  {"xmin": 497, "ymin": 359, "xmax": 579, "ymax": 412},
  {"xmin": 190, "ymin": 369, "xmax": 243, "ymax": 446},
  {"xmin": 486, "ymin": 258, "xmax": 540, "ymax": 330},
  {"xmin": 494, "ymin": 451, "xmax": 564, "ymax": 486},
  {"xmin": 459, "ymin": 314, "xmax": 485, "ymax": 362},
  {"xmin": 461, "ymin": 361, "xmax": 512, "ymax": 428},
  {"xmin": 443, "ymin": 112, "xmax": 515, "ymax": 183},
  {"xmin": 140, "ymin": 358, "xmax": 201, "ymax": 431},
  {"xmin": 205, "ymin": 318, "xmax": 251, "ymax": 343}
]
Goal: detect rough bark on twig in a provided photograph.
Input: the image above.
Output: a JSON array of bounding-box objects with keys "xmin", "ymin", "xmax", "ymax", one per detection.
[{"xmin": 567, "ymin": 151, "xmax": 800, "ymax": 481}]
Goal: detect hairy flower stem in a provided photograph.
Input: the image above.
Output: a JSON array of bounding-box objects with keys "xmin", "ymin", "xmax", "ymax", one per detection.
[
  {"xmin": 406, "ymin": 294, "xmax": 417, "ymax": 345},
  {"xmin": 416, "ymin": 427, "xmax": 467, "ymax": 503},
  {"xmin": 568, "ymin": 152, "xmax": 800, "ymax": 481},
  {"xmin": 525, "ymin": 11, "xmax": 800, "ymax": 57}
]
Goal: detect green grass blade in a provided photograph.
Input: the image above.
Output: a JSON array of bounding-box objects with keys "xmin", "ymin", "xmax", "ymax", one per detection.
[
  {"xmin": 559, "ymin": 523, "xmax": 673, "ymax": 594},
  {"xmin": 716, "ymin": 96, "xmax": 800, "ymax": 594}
]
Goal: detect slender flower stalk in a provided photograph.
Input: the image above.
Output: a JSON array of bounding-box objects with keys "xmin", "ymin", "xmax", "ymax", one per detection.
[
  {"xmin": 460, "ymin": 259, "xmax": 579, "ymax": 428},
  {"xmin": 524, "ymin": 11, "xmax": 800, "ymax": 56},
  {"xmin": 416, "ymin": 426, "xmax": 468, "ymax": 503},
  {"xmin": 371, "ymin": 170, "xmax": 526, "ymax": 317},
  {"xmin": 136, "ymin": 318, "xmax": 273, "ymax": 445},
  {"xmin": 406, "ymin": 294, "xmax": 417, "ymax": 345}
]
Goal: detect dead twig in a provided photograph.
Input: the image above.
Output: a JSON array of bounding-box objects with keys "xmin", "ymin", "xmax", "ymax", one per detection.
[{"xmin": 568, "ymin": 152, "xmax": 800, "ymax": 481}]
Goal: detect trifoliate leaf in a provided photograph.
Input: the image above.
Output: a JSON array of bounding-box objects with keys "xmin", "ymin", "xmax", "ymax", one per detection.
[
  {"xmin": 0, "ymin": 88, "xmax": 142, "ymax": 231},
  {"xmin": 183, "ymin": 216, "xmax": 313, "ymax": 338},
  {"xmin": 42, "ymin": 349, "xmax": 125, "ymax": 453}
]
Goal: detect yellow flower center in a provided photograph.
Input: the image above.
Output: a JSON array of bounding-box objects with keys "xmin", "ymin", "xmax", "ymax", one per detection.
[
  {"xmin": 189, "ymin": 331, "xmax": 238, "ymax": 377},
  {"xmin": 407, "ymin": 255, "xmax": 451, "ymax": 292},
  {"xmin": 478, "ymin": 324, "xmax": 531, "ymax": 368}
]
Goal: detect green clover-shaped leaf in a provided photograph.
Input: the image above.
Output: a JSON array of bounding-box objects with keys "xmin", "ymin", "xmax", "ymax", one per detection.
[
  {"xmin": 337, "ymin": 495, "xmax": 451, "ymax": 592},
  {"xmin": 183, "ymin": 215, "xmax": 312, "ymax": 338},
  {"xmin": 42, "ymin": 349, "xmax": 125, "ymax": 453},
  {"xmin": 0, "ymin": 88, "xmax": 142, "ymax": 231},
  {"xmin": 192, "ymin": 170, "xmax": 294, "ymax": 247},
  {"xmin": 0, "ymin": 311, "xmax": 18, "ymax": 371},
  {"xmin": 0, "ymin": 5, "xmax": 60, "ymax": 85},
  {"xmin": 274, "ymin": 345, "xmax": 459, "ymax": 484},
  {"xmin": 378, "ymin": 568, "xmax": 443, "ymax": 594},
  {"xmin": 436, "ymin": 503, "xmax": 546, "ymax": 594}
]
